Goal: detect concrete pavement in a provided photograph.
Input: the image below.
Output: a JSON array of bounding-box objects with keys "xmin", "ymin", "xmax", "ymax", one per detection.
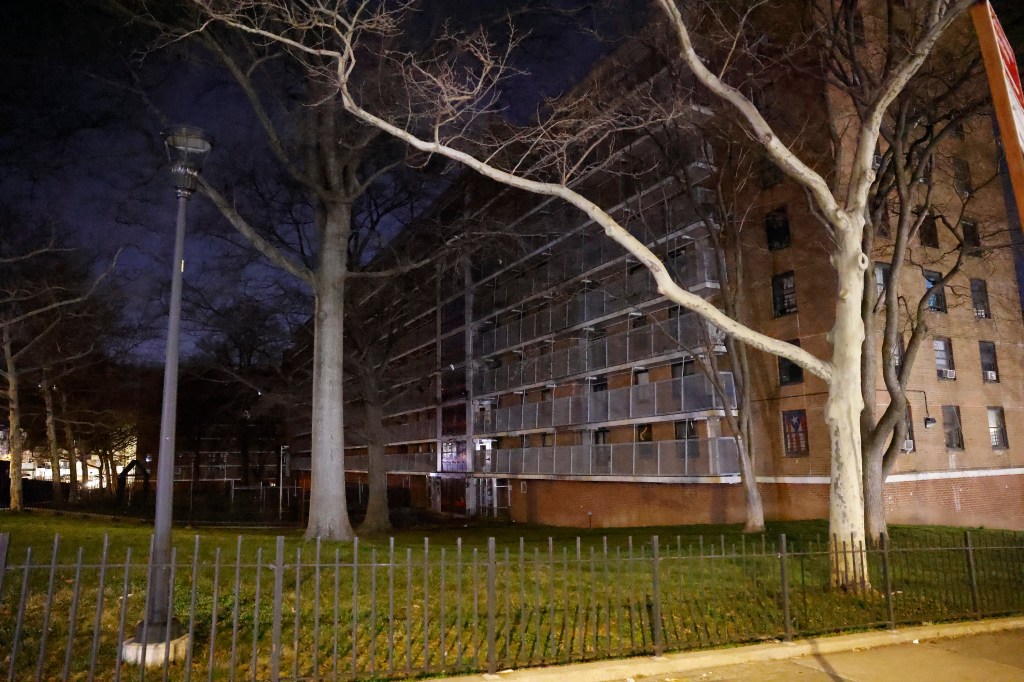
[{"xmin": 441, "ymin": 617, "xmax": 1024, "ymax": 682}]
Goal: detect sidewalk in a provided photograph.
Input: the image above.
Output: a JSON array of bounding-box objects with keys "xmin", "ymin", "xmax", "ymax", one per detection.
[{"xmin": 442, "ymin": 617, "xmax": 1024, "ymax": 682}]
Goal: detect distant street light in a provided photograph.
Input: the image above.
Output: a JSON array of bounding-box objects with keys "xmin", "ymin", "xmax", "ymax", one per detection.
[{"xmin": 124, "ymin": 125, "xmax": 212, "ymax": 666}]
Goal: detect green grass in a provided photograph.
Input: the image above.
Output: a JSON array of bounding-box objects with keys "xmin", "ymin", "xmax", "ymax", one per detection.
[{"xmin": 1, "ymin": 511, "xmax": 1022, "ymax": 681}]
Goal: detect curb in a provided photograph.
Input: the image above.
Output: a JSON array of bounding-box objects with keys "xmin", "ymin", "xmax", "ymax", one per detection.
[{"xmin": 438, "ymin": 617, "xmax": 1024, "ymax": 682}]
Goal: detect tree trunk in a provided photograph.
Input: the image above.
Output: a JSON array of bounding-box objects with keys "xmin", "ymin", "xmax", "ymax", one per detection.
[
  {"xmin": 863, "ymin": 448, "xmax": 887, "ymax": 540},
  {"xmin": 305, "ymin": 204, "xmax": 355, "ymax": 541},
  {"xmin": 358, "ymin": 372, "xmax": 393, "ymax": 535},
  {"xmin": 4, "ymin": 328, "xmax": 24, "ymax": 511},
  {"xmin": 737, "ymin": 436, "xmax": 765, "ymax": 533},
  {"xmin": 41, "ymin": 370, "xmax": 63, "ymax": 505},
  {"xmin": 825, "ymin": 238, "xmax": 869, "ymax": 587},
  {"xmin": 62, "ymin": 407, "xmax": 81, "ymax": 504}
]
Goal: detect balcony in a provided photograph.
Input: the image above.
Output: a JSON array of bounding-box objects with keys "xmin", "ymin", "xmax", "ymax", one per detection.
[
  {"xmin": 344, "ymin": 452, "xmax": 437, "ymax": 473},
  {"xmin": 477, "ymin": 255, "xmax": 719, "ymax": 356},
  {"xmin": 475, "ymin": 311, "xmax": 722, "ymax": 395},
  {"xmin": 474, "ymin": 372, "xmax": 736, "ymax": 434},
  {"xmin": 479, "ymin": 437, "xmax": 739, "ymax": 477},
  {"xmin": 346, "ymin": 418, "xmax": 437, "ymax": 446}
]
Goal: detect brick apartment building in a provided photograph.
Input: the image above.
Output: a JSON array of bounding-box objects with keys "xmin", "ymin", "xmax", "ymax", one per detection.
[{"xmin": 300, "ymin": 8, "xmax": 1024, "ymax": 530}]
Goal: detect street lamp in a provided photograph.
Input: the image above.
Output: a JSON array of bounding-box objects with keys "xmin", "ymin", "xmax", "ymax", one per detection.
[{"xmin": 124, "ymin": 125, "xmax": 212, "ymax": 666}]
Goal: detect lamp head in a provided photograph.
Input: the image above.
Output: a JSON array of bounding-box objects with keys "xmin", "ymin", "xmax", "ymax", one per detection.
[{"xmin": 162, "ymin": 125, "xmax": 213, "ymax": 196}]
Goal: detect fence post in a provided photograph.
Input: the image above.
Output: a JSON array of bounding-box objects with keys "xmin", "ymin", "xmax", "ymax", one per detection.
[
  {"xmin": 271, "ymin": 536, "xmax": 285, "ymax": 681},
  {"xmin": 486, "ymin": 537, "xmax": 497, "ymax": 674},
  {"xmin": 964, "ymin": 531, "xmax": 981, "ymax": 619},
  {"xmin": 880, "ymin": 533, "xmax": 895, "ymax": 629},
  {"xmin": 779, "ymin": 534, "xmax": 792, "ymax": 642},
  {"xmin": 0, "ymin": 533, "xmax": 8, "ymax": 595},
  {"xmin": 651, "ymin": 535, "xmax": 664, "ymax": 656}
]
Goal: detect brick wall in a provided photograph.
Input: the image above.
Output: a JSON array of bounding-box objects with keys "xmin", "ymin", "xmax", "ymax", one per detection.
[{"xmin": 506, "ymin": 475, "xmax": 1024, "ymax": 530}]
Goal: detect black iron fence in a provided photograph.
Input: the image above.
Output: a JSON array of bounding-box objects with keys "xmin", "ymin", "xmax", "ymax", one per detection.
[{"xmin": 1, "ymin": 530, "xmax": 1022, "ymax": 681}]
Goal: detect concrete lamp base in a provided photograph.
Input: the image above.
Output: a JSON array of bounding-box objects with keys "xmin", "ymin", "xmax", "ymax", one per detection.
[{"xmin": 121, "ymin": 634, "xmax": 190, "ymax": 667}]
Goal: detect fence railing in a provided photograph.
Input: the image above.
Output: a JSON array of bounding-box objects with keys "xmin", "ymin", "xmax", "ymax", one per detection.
[
  {"xmin": 480, "ymin": 437, "xmax": 740, "ymax": 477},
  {"xmin": 1, "ymin": 531, "xmax": 1022, "ymax": 681}
]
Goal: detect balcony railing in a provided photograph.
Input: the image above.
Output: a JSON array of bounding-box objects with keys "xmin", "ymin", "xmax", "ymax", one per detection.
[
  {"xmin": 479, "ymin": 437, "xmax": 739, "ymax": 477},
  {"xmin": 477, "ymin": 254, "xmax": 718, "ymax": 356},
  {"xmin": 344, "ymin": 452, "xmax": 437, "ymax": 473},
  {"xmin": 475, "ymin": 372, "xmax": 736, "ymax": 434},
  {"xmin": 475, "ymin": 312, "xmax": 721, "ymax": 395}
]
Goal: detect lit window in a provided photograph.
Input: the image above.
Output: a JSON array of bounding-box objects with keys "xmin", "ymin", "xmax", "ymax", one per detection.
[
  {"xmin": 782, "ymin": 410, "xmax": 809, "ymax": 456},
  {"xmin": 924, "ymin": 270, "xmax": 946, "ymax": 313},
  {"xmin": 635, "ymin": 423, "xmax": 653, "ymax": 443}
]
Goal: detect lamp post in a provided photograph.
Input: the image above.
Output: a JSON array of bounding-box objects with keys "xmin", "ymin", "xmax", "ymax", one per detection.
[{"xmin": 125, "ymin": 125, "xmax": 212, "ymax": 665}]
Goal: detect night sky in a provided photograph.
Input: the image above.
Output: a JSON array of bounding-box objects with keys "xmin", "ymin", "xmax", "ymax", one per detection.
[{"xmin": 0, "ymin": 1, "xmax": 1021, "ymax": 361}]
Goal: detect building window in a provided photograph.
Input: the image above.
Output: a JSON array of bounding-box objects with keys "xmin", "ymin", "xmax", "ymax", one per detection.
[
  {"xmin": 591, "ymin": 377, "xmax": 608, "ymax": 392},
  {"xmin": 593, "ymin": 428, "xmax": 609, "ymax": 446},
  {"xmin": 971, "ymin": 279, "xmax": 991, "ymax": 319},
  {"xmin": 765, "ymin": 206, "xmax": 791, "ymax": 251},
  {"xmin": 540, "ymin": 387, "xmax": 552, "ymax": 401},
  {"xmin": 961, "ymin": 219, "xmax": 981, "ymax": 255},
  {"xmin": 979, "ymin": 341, "xmax": 999, "ymax": 382},
  {"xmin": 541, "ymin": 432, "xmax": 554, "ymax": 447},
  {"xmin": 924, "ymin": 270, "xmax": 946, "ymax": 312},
  {"xmin": 933, "ymin": 337, "xmax": 955, "ymax": 379},
  {"xmin": 772, "ymin": 271, "xmax": 797, "ymax": 317},
  {"xmin": 635, "ymin": 423, "xmax": 653, "ymax": 443},
  {"xmin": 778, "ymin": 339, "xmax": 804, "ymax": 386},
  {"xmin": 782, "ymin": 410, "xmax": 809, "ymax": 456},
  {"xmin": 633, "ymin": 368, "xmax": 650, "ymax": 386},
  {"xmin": 953, "ymin": 158, "xmax": 972, "ymax": 195},
  {"xmin": 874, "ymin": 262, "xmax": 891, "ymax": 303},
  {"xmin": 674, "ymin": 419, "xmax": 697, "ymax": 440},
  {"xmin": 919, "ymin": 213, "xmax": 939, "ymax": 248},
  {"xmin": 942, "ymin": 405, "xmax": 964, "ymax": 450},
  {"xmin": 988, "ymin": 407, "xmax": 1008, "ymax": 449}
]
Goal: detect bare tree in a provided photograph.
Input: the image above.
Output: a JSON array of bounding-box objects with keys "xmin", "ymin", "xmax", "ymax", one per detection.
[
  {"xmin": 190, "ymin": 0, "xmax": 974, "ymax": 582},
  {"xmin": 1, "ymin": 218, "xmax": 117, "ymax": 510}
]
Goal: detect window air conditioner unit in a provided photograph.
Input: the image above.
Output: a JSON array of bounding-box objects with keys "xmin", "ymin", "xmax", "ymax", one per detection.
[
  {"xmin": 940, "ymin": 369, "xmax": 956, "ymax": 379},
  {"xmin": 985, "ymin": 370, "xmax": 998, "ymax": 381},
  {"xmin": 901, "ymin": 440, "xmax": 915, "ymax": 452},
  {"xmin": 974, "ymin": 308, "xmax": 989, "ymax": 319}
]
